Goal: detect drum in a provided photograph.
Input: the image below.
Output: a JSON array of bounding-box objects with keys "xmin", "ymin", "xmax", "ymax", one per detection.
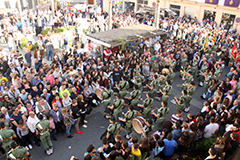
[
  {"xmin": 132, "ymin": 117, "xmax": 146, "ymax": 134},
  {"xmin": 142, "ymin": 86, "xmax": 149, "ymax": 94},
  {"xmin": 155, "ymin": 91, "xmax": 161, "ymax": 101},
  {"xmin": 104, "ymin": 107, "xmax": 112, "ymax": 117},
  {"xmin": 95, "ymin": 87, "xmax": 105, "ymax": 100},
  {"xmin": 162, "ymin": 68, "xmax": 170, "ymax": 75}
]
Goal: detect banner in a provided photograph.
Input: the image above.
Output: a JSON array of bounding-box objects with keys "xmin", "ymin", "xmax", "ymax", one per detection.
[
  {"xmin": 205, "ymin": 0, "xmax": 219, "ymax": 5},
  {"xmin": 224, "ymin": 0, "xmax": 240, "ymax": 7},
  {"xmin": 203, "ymin": 34, "xmax": 209, "ymax": 51},
  {"xmin": 231, "ymin": 43, "xmax": 236, "ymax": 60}
]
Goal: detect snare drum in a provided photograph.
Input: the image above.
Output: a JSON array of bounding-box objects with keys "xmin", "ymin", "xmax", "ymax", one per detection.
[
  {"xmin": 142, "ymin": 86, "xmax": 149, "ymax": 94},
  {"xmin": 95, "ymin": 87, "xmax": 105, "ymax": 100},
  {"xmin": 132, "ymin": 117, "xmax": 146, "ymax": 134},
  {"xmin": 104, "ymin": 107, "xmax": 113, "ymax": 117},
  {"xmin": 155, "ymin": 91, "xmax": 162, "ymax": 101}
]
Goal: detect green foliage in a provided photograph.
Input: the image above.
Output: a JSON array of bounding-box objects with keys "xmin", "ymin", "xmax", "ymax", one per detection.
[
  {"xmin": 117, "ymin": 38, "xmax": 128, "ymax": 51},
  {"xmin": 32, "ymin": 42, "xmax": 38, "ymax": 51},
  {"xmin": 191, "ymin": 131, "xmax": 224, "ymax": 157},
  {"xmin": 54, "ymin": 27, "xmax": 67, "ymax": 33},
  {"xmin": 67, "ymin": 25, "xmax": 75, "ymax": 30},
  {"xmin": 84, "ymin": 29, "xmax": 89, "ymax": 35},
  {"xmin": 20, "ymin": 37, "xmax": 28, "ymax": 49},
  {"xmin": 41, "ymin": 28, "xmax": 50, "ymax": 36}
]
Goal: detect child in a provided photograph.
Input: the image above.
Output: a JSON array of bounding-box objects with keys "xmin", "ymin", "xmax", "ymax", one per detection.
[
  {"xmin": 16, "ymin": 119, "xmax": 32, "ymax": 150},
  {"xmin": 62, "ymin": 107, "xmax": 73, "ymax": 138},
  {"xmin": 48, "ymin": 115, "xmax": 57, "ymax": 141},
  {"xmin": 131, "ymin": 143, "xmax": 141, "ymax": 158}
]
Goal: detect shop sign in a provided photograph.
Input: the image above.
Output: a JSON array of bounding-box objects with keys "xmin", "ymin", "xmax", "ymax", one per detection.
[
  {"xmin": 205, "ymin": 0, "xmax": 219, "ymax": 5},
  {"xmin": 224, "ymin": 0, "xmax": 240, "ymax": 7}
]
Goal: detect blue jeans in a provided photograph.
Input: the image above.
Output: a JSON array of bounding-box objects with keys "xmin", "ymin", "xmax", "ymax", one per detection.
[
  {"xmin": 47, "ymin": 50, "xmax": 53, "ymax": 61},
  {"xmin": 205, "ymin": 91, "xmax": 212, "ymax": 101},
  {"xmin": 64, "ymin": 44, "xmax": 68, "ymax": 51},
  {"xmin": 66, "ymin": 125, "xmax": 72, "ymax": 136}
]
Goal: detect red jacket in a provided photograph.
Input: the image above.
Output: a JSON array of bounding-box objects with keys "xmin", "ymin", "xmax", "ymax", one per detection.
[
  {"xmin": 99, "ymin": 79, "xmax": 109, "ymax": 87},
  {"xmin": 51, "ymin": 99, "xmax": 63, "ymax": 108}
]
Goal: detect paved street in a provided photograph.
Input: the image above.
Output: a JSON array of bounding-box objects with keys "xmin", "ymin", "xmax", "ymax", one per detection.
[{"xmin": 0, "ymin": 41, "xmax": 229, "ymax": 160}]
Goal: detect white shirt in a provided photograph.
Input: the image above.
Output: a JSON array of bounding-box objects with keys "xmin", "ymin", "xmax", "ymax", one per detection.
[
  {"xmin": 204, "ymin": 123, "xmax": 219, "ymax": 138},
  {"xmin": 26, "ymin": 115, "xmax": 39, "ymax": 133}
]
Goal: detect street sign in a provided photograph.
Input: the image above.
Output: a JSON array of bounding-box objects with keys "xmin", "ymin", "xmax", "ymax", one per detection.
[
  {"xmin": 152, "ymin": 2, "xmax": 156, "ymax": 7},
  {"xmin": 97, "ymin": 0, "xmax": 101, "ymax": 5},
  {"xmin": 235, "ymin": 17, "xmax": 240, "ymax": 23}
]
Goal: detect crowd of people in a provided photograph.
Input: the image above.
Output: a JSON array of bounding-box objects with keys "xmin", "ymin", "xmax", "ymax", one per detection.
[{"xmin": 0, "ymin": 3, "xmax": 240, "ymax": 160}]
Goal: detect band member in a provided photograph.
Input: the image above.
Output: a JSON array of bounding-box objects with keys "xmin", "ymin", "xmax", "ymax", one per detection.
[
  {"xmin": 169, "ymin": 58, "xmax": 176, "ymax": 70},
  {"xmin": 184, "ymin": 81, "xmax": 196, "ymax": 113},
  {"xmin": 159, "ymin": 80, "xmax": 172, "ymax": 103},
  {"xmin": 167, "ymin": 69, "xmax": 175, "ymax": 84},
  {"xmin": 125, "ymin": 85, "xmax": 141, "ymax": 108},
  {"xmin": 181, "ymin": 54, "xmax": 188, "ymax": 70},
  {"xmin": 147, "ymin": 75, "xmax": 158, "ymax": 99},
  {"xmin": 151, "ymin": 101, "xmax": 169, "ymax": 131},
  {"xmin": 174, "ymin": 90, "xmax": 187, "ymax": 111},
  {"xmin": 192, "ymin": 57, "xmax": 198, "ymax": 77},
  {"xmin": 141, "ymin": 119, "xmax": 153, "ymax": 138},
  {"xmin": 102, "ymin": 85, "xmax": 114, "ymax": 109},
  {"xmin": 7, "ymin": 141, "xmax": 31, "ymax": 160},
  {"xmin": 157, "ymin": 73, "xmax": 167, "ymax": 90},
  {"xmin": 116, "ymin": 76, "xmax": 129, "ymax": 99},
  {"xmin": 119, "ymin": 105, "xmax": 137, "ymax": 140},
  {"xmin": 202, "ymin": 71, "xmax": 213, "ymax": 99},
  {"xmin": 182, "ymin": 71, "xmax": 193, "ymax": 90},
  {"xmin": 213, "ymin": 63, "xmax": 222, "ymax": 82},
  {"xmin": 199, "ymin": 60, "xmax": 208, "ymax": 87},
  {"xmin": 133, "ymin": 63, "xmax": 141, "ymax": 77},
  {"xmin": 137, "ymin": 92, "xmax": 154, "ymax": 119},
  {"xmin": 106, "ymin": 117, "xmax": 121, "ymax": 143},
  {"xmin": 107, "ymin": 93, "xmax": 125, "ymax": 120}
]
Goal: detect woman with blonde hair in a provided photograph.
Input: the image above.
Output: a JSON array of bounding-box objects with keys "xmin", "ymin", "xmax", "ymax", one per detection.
[{"xmin": 62, "ymin": 107, "xmax": 73, "ymax": 138}]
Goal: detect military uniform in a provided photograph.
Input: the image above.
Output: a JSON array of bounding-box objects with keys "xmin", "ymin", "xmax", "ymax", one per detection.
[
  {"xmin": 192, "ymin": 60, "xmax": 198, "ymax": 77},
  {"xmin": 183, "ymin": 74, "xmax": 193, "ymax": 90},
  {"xmin": 149, "ymin": 80, "xmax": 158, "ymax": 98},
  {"xmin": 142, "ymin": 98, "xmax": 154, "ymax": 119},
  {"xmin": 129, "ymin": 90, "xmax": 141, "ymax": 107},
  {"xmin": 133, "ymin": 68, "xmax": 141, "ymax": 77},
  {"xmin": 119, "ymin": 80, "xmax": 129, "ymax": 99},
  {"xmin": 135, "ymin": 77, "xmax": 142, "ymax": 91},
  {"xmin": 0, "ymin": 127, "xmax": 15, "ymax": 152},
  {"xmin": 167, "ymin": 72, "xmax": 175, "ymax": 84},
  {"xmin": 199, "ymin": 64, "xmax": 208, "ymax": 83},
  {"xmin": 156, "ymin": 107, "xmax": 169, "ymax": 131},
  {"xmin": 176, "ymin": 95, "xmax": 187, "ymax": 110},
  {"xmin": 181, "ymin": 57, "xmax": 188, "ymax": 70},
  {"xmin": 102, "ymin": 89, "xmax": 114, "ymax": 109},
  {"xmin": 106, "ymin": 122, "xmax": 121, "ymax": 143},
  {"xmin": 113, "ymin": 99, "xmax": 125, "ymax": 120},
  {"xmin": 142, "ymin": 124, "xmax": 153, "ymax": 138},
  {"xmin": 124, "ymin": 110, "xmax": 137, "ymax": 135},
  {"xmin": 213, "ymin": 67, "xmax": 222, "ymax": 82},
  {"xmin": 35, "ymin": 120, "xmax": 52, "ymax": 152},
  {"xmin": 169, "ymin": 60, "xmax": 176, "ymax": 70},
  {"xmin": 161, "ymin": 84, "xmax": 172, "ymax": 103},
  {"xmin": 7, "ymin": 146, "xmax": 28, "ymax": 160},
  {"xmin": 185, "ymin": 86, "xmax": 196, "ymax": 110},
  {"xmin": 203, "ymin": 74, "xmax": 212, "ymax": 95},
  {"xmin": 158, "ymin": 76, "xmax": 166, "ymax": 90}
]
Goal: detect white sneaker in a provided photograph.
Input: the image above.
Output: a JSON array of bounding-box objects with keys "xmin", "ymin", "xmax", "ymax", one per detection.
[
  {"xmin": 46, "ymin": 150, "xmax": 51, "ymax": 155},
  {"xmin": 82, "ymin": 124, "xmax": 87, "ymax": 128},
  {"xmin": 84, "ymin": 120, "xmax": 88, "ymax": 123},
  {"xmin": 199, "ymin": 82, "xmax": 203, "ymax": 86},
  {"xmin": 202, "ymin": 93, "xmax": 206, "ymax": 99},
  {"xmin": 50, "ymin": 148, "xmax": 53, "ymax": 154},
  {"xmin": 25, "ymin": 146, "xmax": 29, "ymax": 151},
  {"xmin": 28, "ymin": 144, "xmax": 32, "ymax": 150},
  {"xmin": 184, "ymin": 107, "xmax": 190, "ymax": 112}
]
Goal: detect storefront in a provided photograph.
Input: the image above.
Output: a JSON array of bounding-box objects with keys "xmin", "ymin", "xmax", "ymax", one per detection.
[{"xmin": 124, "ymin": 1, "xmax": 135, "ymax": 12}]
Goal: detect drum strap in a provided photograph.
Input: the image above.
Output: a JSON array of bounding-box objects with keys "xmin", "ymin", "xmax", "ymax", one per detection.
[
  {"xmin": 126, "ymin": 111, "xmax": 134, "ymax": 122},
  {"xmin": 144, "ymin": 98, "xmax": 153, "ymax": 107},
  {"xmin": 120, "ymin": 81, "xmax": 127, "ymax": 90},
  {"xmin": 114, "ymin": 100, "xmax": 124, "ymax": 109}
]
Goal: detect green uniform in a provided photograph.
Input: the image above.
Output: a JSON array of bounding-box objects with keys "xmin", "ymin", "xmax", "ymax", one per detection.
[
  {"xmin": 167, "ymin": 72, "xmax": 175, "ymax": 84},
  {"xmin": 130, "ymin": 90, "xmax": 141, "ymax": 107},
  {"xmin": 185, "ymin": 86, "xmax": 196, "ymax": 109},
  {"xmin": 183, "ymin": 74, "xmax": 193, "ymax": 90},
  {"xmin": 35, "ymin": 120, "xmax": 52, "ymax": 151},
  {"xmin": 213, "ymin": 68, "xmax": 222, "ymax": 81},
  {"xmin": 181, "ymin": 57, "xmax": 188, "ymax": 70},
  {"xmin": 161, "ymin": 84, "xmax": 172, "ymax": 103},
  {"xmin": 156, "ymin": 107, "xmax": 169, "ymax": 131},
  {"xmin": 142, "ymin": 98, "xmax": 154, "ymax": 119},
  {"xmin": 133, "ymin": 68, "xmax": 141, "ymax": 77},
  {"xmin": 176, "ymin": 95, "xmax": 187, "ymax": 110},
  {"xmin": 125, "ymin": 110, "xmax": 137, "ymax": 135},
  {"xmin": 102, "ymin": 89, "xmax": 114, "ymax": 109},
  {"xmin": 199, "ymin": 64, "xmax": 208, "ymax": 83},
  {"xmin": 204, "ymin": 74, "xmax": 212, "ymax": 94},
  {"xmin": 192, "ymin": 61, "xmax": 198, "ymax": 77},
  {"xmin": 119, "ymin": 80, "xmax": 129, "ymax": 99},
  {"xmin": 158, "ymin": 76, "xmax": 166, "ymax": 90},
  {"xmin": 113, "ymin": 99, "xmax": 125, "ymax": 120},
  {"xmin": 7, "ymin": 146, "xmax": 28, "ymax": 160},
  {"xmin": 0, "ymin": 127, "xmax": 15, "ymax": 152},
  {"xmin": 142, "ymin": 124, "xmax": 153, "ymax": 138},
  {"xmin": 135, "ymin": 77, "xmax": 142, "ymax": 91},
  {"xmin": 149, "ymin": 80, "xmax": 158, "ymax": 98},
  {"xmin": 107, "ymin": 122, "xmax": 121, "ymax": 137},
  {"xmin": 169, "ymin": 60, "xmax": 176, "ymax": 70}
]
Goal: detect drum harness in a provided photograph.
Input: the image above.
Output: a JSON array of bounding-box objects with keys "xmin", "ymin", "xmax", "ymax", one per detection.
[
  {"xmin": 125, "ymin": 111, "xmax": 135, "ymax": 122},
  {"xmin": 114, "ymin": 99, "xmax": 124, "ymax": 109},
  {"xmin": 104, "ymin": 90, "xmax": 112, "ymax": 102},
  {"xmin": 120, "ymin": 81, "xmax": 127, "ymax": 91},
  {"xmin": 108, "ymin": 122, "xmax": 121, "ymax": 135}
]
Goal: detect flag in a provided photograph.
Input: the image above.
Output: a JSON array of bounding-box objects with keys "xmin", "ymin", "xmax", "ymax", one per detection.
[
  {"xmin": 212, "ymin": 31, "xmax": 217, "ymax": 43},
  {"xmin": 203, "ymin": 34, "xmax": 209, "ymax": 51},
  {"xmin": 205, "ymin": 0, "xmax": 219, "ymax": 5},
  {"xmin": 224, "ymin": 0, "xmax": 240, "ymax": 7},
  {"xmin": 231, "ymin": 43, "xmax": 236, "ymax": 59}
]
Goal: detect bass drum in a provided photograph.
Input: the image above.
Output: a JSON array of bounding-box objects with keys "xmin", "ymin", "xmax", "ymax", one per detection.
[
  {"xmin": 132, "ymin": 117, "xmax": 146, "ymax": 134},
  {"xmin": 95, "ymin": 87, "xmax": 105, "ymax": 100}
]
